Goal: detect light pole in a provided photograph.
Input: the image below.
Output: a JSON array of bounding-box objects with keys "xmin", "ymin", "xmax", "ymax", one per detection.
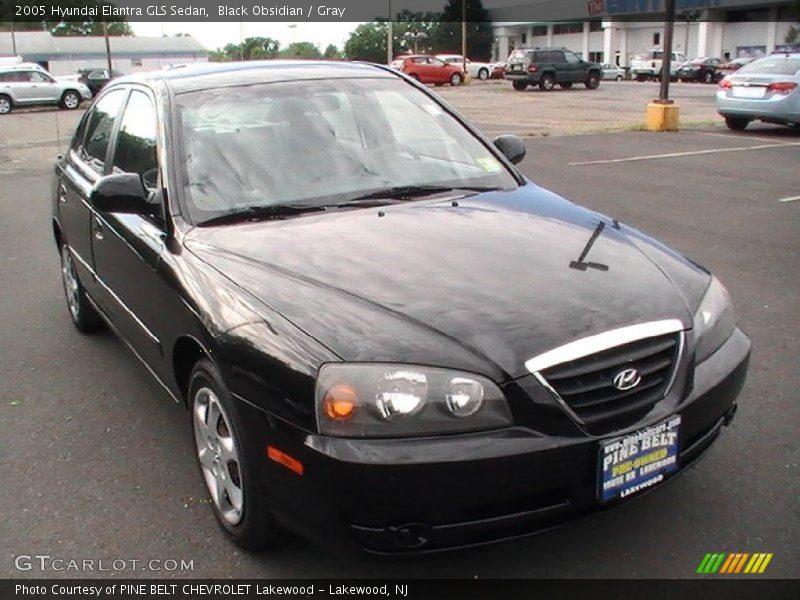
[
  {"xmin": 386, "ymin": 0, "xmax": 393, "ymax": 65},
  {"xmin": 461, "ymin": 0, "xmax": 467, "ymax": 74},
  {"xmin": 658, "ymin": 0, "xmax": 677, "ymax": 103},
  {"xmin": 102, "ymin": 21, "xmax": 113, "ymax": 74}
]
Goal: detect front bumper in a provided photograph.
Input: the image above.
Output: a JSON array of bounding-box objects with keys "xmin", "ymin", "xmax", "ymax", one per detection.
[{"xmin": 241, "ymin": 328, "xmax": 750, "ymax": 554}]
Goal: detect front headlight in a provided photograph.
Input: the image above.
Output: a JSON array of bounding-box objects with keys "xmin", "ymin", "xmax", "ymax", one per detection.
[
  {"xmin": 693, "ymin": 276, "xmax": 736, "ymax": 363},
  {"xmin": 315, "ymin": 363, "xmax": 513, "ymax": 438}
]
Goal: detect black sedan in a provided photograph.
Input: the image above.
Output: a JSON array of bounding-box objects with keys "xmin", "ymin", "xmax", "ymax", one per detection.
[
  {"xmin": 677, "ymin": 57, "xmax": 725, "ymax": 83},
  {"xmin": 52, "ymin": 61, "xmax": 750, "ymax": 553}
]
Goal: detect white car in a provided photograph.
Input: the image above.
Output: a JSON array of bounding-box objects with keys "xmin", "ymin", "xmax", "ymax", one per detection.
[
  {"xmin": 631, "ymin": 49, "xmax": 687, "ymax": 81},
  {"xmin": 602, "ymin": 63, "xmax": 626, "ymax": 81},
  {"xmin": 0, "ymin": 63, "xmax": 91, "ymax": 114},
  {"xmin": 436, "ymin": 54, "xmax": 493, "ymax": 80}
]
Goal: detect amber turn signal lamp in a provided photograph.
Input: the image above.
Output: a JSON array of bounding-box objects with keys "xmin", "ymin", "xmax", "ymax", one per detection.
[
  {"xmin": 323, "ymin": 384, "xmax": 357, "ymax": 421},
  {"xmin": 267, "ymin": 446, "xmax": 304, "ymax": 475}
]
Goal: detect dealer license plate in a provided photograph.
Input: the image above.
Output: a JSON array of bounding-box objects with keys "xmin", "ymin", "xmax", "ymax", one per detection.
[
  {"xmin": 598, "ymin": 415, "xmax": 681, "ymax": 503},
  {"xmin": 731, "ymin": 86, "xmax": 766, "ymax": 99}
]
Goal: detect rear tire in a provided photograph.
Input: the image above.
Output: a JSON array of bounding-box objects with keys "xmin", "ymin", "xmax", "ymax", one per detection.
[
  {"xmin": 616, "ymin": 75, "xmax": 624, "ymax": 81},
  {"xmin": 189, "ymin": 358, "xmax": 289, "ymax": 551},
  {"xmin": 725, "ymin": 117, "xmax": 751, "ymax": 132},
  {"xmin": 60, "ymin": 243, "xmax": 105, "ymax": 333},
  {"xmin": 512, "ymin": 80, "xmax": 528, "ymax": 91},
  {"xmin": 0, "ymin": 94, "xmax": 12, "ymax": 115},
  {"xmin": 585, "ymin": 72, "xmax": 601, "ymax": 89},
  {"xmin": 539, "ymin": 73, "xmax": 556, "ymax": 91},
  {"xmin": 60, "ymin": 90, "xmax": 81, "ymax": 110},
  {"xmin": 478, "ymin": 68, "xmax": 489, "ymax": 80}
]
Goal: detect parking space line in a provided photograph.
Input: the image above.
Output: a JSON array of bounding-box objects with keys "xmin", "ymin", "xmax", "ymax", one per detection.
[
  {"xmin": 569, "ymin": 142, "xmax": 800, "ymax": 166},
  {"xmin": 778, "ymin": 195, "xmax": 800, "ymax": 203},
  {"xmin": 689, "ymin": 131, "xmax": 799, "ymax": 145}
]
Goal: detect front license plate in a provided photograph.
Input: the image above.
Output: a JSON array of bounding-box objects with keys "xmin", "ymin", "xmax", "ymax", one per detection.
[
  {"xmin": 732, "ymin": 86, "xmax": 766, "ymax": 99},
  {"xmin": 598, "ymin": 415, "xmax": 681, "ymax": 503}
]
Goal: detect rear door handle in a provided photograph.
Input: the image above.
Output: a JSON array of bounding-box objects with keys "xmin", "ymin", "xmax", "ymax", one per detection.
[{"xmin": 92, "ymin": 217, "xmax": 104, "ymax": 241}]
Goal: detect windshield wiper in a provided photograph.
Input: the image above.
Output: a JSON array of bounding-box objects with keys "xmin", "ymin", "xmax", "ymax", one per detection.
[
  {"xmin": 198, "ymin": 204, "xmax": 326, "ymax": 226},
  {"xmin": 339, "ymin": 185, "xmax": 502, "ymax": 205}
]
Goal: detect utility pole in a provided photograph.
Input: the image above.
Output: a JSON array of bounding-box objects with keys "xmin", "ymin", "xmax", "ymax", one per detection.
[
  {"xmin": 11, "ymin": 21, "xmax": 16, "ymax": 55},
  {"xmin": 102, "ymin": 21, "xmax": 113, "ymax": 74},
  {"xmin": 658, "ymin": 0, "xmax": 676, "ymax": 103},
  {"xmin": 386, "ymin": 0, "xmax": 393, "ymax": 64},
  {"xmin": 461, "ymin": 0, "xmax": 467, "ymax": 74}
]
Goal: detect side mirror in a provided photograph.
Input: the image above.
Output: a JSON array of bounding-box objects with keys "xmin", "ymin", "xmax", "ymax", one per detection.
[
  {"xmin": 91, "ymin": 173, "xmax": 156, "ymax": 215},
  {"xmin": 494, "ymin": 134, "xmax": 526, "ymax": 165}
]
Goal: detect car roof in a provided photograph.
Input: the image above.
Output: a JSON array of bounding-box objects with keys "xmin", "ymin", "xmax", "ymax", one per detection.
[
  {"xmin": 110, "ymin": 60, "xmax": 395, "ymax": 94},
  {"xmin": 0, "ymin": 62, "xmax": 46, "ymax": 72}
]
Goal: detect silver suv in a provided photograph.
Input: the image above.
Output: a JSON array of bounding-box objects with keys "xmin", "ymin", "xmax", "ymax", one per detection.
[{"xmin": 0, "ymin": 63, "xmax": 92, "ymax": 115}]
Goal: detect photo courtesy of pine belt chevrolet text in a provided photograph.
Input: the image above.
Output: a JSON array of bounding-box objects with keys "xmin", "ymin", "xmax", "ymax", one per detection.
[{"xmin": 51, "ymin": 60, "xmax": 751, "ymax": 553}]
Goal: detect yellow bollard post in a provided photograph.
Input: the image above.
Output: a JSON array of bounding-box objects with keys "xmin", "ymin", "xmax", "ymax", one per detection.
[{"xmin": 646, "ymin": 101, "xmax": 680, "ymax": 132}]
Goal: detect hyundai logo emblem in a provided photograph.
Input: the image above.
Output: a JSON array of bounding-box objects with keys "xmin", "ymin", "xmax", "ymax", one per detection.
[{"xmin": 613, "ymin": 368, "xmax": 642, "ymax": 391}]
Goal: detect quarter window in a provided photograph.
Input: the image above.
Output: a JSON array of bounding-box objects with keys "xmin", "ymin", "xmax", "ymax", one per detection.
[
  {"xmin": 81, "ymin": 89, "xmax": 126, "ymax": 172},
  {"xmin": 112, "ymin": 90, "xmax": 159, "ymax": 188}
]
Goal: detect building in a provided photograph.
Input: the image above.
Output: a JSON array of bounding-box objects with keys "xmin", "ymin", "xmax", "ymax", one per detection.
[
  {"xmin": 0, "ymin": 31, "xmax": 208, "ymax": 75},
  {"xmin": 489, "ymin": 0, "xmax": 798, "ymax": 65}
]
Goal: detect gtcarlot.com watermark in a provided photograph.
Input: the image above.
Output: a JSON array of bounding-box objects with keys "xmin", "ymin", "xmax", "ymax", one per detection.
[{"xmin": 14, "ymin": 554, "xmax": 194, "ymax": 573}]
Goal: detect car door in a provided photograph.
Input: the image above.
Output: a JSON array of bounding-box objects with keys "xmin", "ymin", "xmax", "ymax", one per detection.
[
  {"xmin": 429, "ymin": 57, "xmax": 450, "ymax": 83},
  {"xmin": 91, "ymin": 87, "xmax": 168, "ymax": 367},
  {"xmin": 564, "ymin": 51, "xmax": 588, "ymax": 82},
  {"xmin": 57, "ymin": 88, "xmax": 128, "ymax": 301},
  {"xmin": 30, "ymin": 71, "xmax": 60, "ymax": 102}
]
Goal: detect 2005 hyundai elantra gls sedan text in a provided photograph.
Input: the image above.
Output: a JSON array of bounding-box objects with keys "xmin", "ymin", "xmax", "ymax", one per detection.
[{"xmin": 52, "ymin": 61, "xmax": 750, "ymax": 553}]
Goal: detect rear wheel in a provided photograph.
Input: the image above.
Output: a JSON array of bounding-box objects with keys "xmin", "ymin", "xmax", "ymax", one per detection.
[
  {"xmin": 450, "ymin": 72, "xmax": 463, "ymax": 86},
  {"xmin": 190, "ymin": 358, "xmax": 288, "ymax": 551},
  {"xmin": 539, "ymin": 73, "xmax": 556, "ymax": 91},
  {"xmin": 616, "ymin": 75, "xmax": 624, "ymax": 82},
  {"xmin": 60, "ymin": 90, "xmax": 81, "ymax": 110},
  {"xmin": 478, "ymin": 68, "xmax": 489, "ymax": 80},
  {"xmin": 725, "ymin": 117, "xmax": 751, "ymax": 132},
  {"xmin": 0, "ymin": 94, "xmax": 11, "ymax": 115},
  {"xmin": 60, "ymin": 243, "xmax": 104, "ymax": 333},
  {"xmin": 512, "ymin": 80, "xmax": 528, "ymax": 91},
  {"xmin": 585, "ymin": 72, "xmax": 601, "ymax": 89}
]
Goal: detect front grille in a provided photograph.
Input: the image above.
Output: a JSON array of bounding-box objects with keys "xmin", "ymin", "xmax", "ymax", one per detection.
[{"xmin": 540, "ymin": 333, "xmax": 681, "ymax": 432}]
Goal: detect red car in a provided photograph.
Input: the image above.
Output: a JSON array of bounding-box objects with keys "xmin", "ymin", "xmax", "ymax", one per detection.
[{"xmin": 390, "ymin": 54, "xmax": 464, "ymax": 86}]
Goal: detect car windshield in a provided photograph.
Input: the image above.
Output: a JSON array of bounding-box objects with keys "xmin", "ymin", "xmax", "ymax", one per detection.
[
  {"xmin": 737, "ymin": 56, "xmax": 800, "ymax": 75},
  {"xmin": 176, "ymin": 77, "xmax": 518, "ymax": 224}
]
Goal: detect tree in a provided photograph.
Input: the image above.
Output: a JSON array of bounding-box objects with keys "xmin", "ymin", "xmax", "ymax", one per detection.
[
  {"xmin": 435, "ymin": 0, "xmax": 494, "ymax": 60},
  {"xmin": 50, "ymin": 21, "xmax": 132, "ymax": 36},
  {"xmin": 323, "ymin": 44, "xmax": 342, "ymax": 60},
  {"xmin": 344, "ymin": 21, "xmax": 389, "ymax": 63},
  {"xmin": 279, "ymin": 41, "xmax": 322, "ymax": 59},
  {"xmin": 787, "ymin": 25, "xmax": 799, "ymax": 47},
  {"xmin": 209, "ymin": 37, "xmax": 280, "ymax": 62}
]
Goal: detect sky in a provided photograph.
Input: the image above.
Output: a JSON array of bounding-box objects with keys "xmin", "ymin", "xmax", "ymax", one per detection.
[{"xmin": 130, "ymin": 22, "xmax": 362, "ymax": 52}]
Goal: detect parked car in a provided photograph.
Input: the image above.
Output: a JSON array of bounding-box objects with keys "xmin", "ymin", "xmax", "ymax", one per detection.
[
  {"xmin": 630, "ymin": 49, "xmax": 687, "ymax": 81},
  {"xmin": 718, "ymin": 57, "xmax": 756, "ymax": 77},
  {"xmin": 717, "ymin": 53, "xmax": 800, "ymax": 131},
  {"xmin": 601, "ymin": 63, "xmax": 626, "ymax": 81},
  {"xmin": 677, "ymin": 57, "xmax": 725, "ymax": 84},
  {"xmin": 53, "ymin": 61, "xmax": 749, "ymax": 553},
  {"xmin": 436, "ymin": 54, "xmax": 493, "ymax": 80},
  {"xmin": 75, "ymin": 67, "xmax": 125, "ymax": 97},
  {"xmin": 390, "ymin": 54, "xmax": 464, "ymax": 86},
  {"xmin": 505, "ymin": 47, "xmax": 602, "ymax": 91},
  {"xmin": 0, "ymin": 63, "xmax": 91, "ymax": 114},
  {"xmin": 490, "ymin": 62, "xmax": 506, "ymax": 79}
]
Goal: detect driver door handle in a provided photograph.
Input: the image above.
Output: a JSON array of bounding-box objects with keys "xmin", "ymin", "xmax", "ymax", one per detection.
[{"xmin": 92, "ymin": 217, "xmax": 104, "ymax": 241}]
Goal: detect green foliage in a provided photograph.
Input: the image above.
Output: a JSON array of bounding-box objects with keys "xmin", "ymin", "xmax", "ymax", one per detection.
[
  {"xmin": 323, "ymin": 44, "xmax": 342, "ymax": 60},
  {"xmin": 210, "ymin": 37, "xmax": 280, "ymax": 62},
  {"xmin": 0, "ymin": 1, "xmax": 133, "ymax": 35},
  {"xmin": 343, "ymin": 0, "xmax": 494, "ymax": 63},
  {"xmin": 279, "ymin": 41, "xmax": 322, "ymax": 59},
  {"xmin": 786, "ymin": 25, "xmax": 799, "ymax": 47}
]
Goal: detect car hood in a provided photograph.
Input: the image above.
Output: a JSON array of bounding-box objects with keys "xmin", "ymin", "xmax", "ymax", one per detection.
[{"xmin": 185, "ymin": 183, "xmax": 701, "ymax": 381}]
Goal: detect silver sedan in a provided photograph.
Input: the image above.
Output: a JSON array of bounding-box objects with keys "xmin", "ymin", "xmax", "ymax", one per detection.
[
  {"xmin": 717, "ymin": 54, "xmax": 800, "ymax": 131},
  {"xmin": 602, "ymin": 63, "xmax": 626, "ymax": 81}
]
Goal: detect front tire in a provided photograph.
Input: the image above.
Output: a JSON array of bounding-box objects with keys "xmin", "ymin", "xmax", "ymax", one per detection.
[
  {"xmin": 60, "ymin": 90, "xmax": 81, "ymax": 110},
  {"xmin": 704, "ymin": 71, "xmax": 714, "ymax": 84},
  {"xmin": 60, "ymin": 244, "xmax": 104, "ymax": 333},
  {"xmin": 189, "ymin": 359, "xmax": 287, "ymax": 551},
  {"xmin": 585, "ymin": 72, "xmax": 601, "ymax": 89},
  {"xmin": 478, "ymin": 68, "xmax": 489, "ymax": 80},
  {"xmin": 725, "ymin": 117, "xmax": 751, "ymax": 131},
  {"xmin": 450, "ymin": 72, "xmax": 463, "ymax": 86},
  {"xmin": 0, "ymin": 94, "xmax": 12, "ymax": 114},
  {"xmin": 616, "ymin": 75, "xmax": 624, "ymax": 81}
]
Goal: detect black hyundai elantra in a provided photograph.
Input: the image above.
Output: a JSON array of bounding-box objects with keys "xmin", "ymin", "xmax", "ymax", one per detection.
[{"xmin": 52, "ymin": 61, "xmax": 750, "ymax": 553}]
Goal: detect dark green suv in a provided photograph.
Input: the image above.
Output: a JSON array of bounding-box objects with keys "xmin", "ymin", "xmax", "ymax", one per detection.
[{"xmin": 505, "ymin": 47, "xmax": 602, "ymax": 91}]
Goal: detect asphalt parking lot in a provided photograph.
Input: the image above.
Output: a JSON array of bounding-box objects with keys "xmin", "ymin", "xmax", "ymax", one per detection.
[{"xmin": 1, "ymin": 103, "xmax": 798, "ymax": 578}]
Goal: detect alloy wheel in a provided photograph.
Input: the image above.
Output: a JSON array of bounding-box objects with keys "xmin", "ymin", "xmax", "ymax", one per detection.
[
  {"xmin": 61, "ymin": 247, "xmax": 81, "ymax": 321},
  {"xmin": 0, "ymin": 97, "xmax": 11, "ymax": 114},
  {"xmin": 193, "ymin": 387, "xmax": 244, "ymax": 526},
  {"xmin": 64, "ymin": 92, "xmax": 80, "ymax": 109}
]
